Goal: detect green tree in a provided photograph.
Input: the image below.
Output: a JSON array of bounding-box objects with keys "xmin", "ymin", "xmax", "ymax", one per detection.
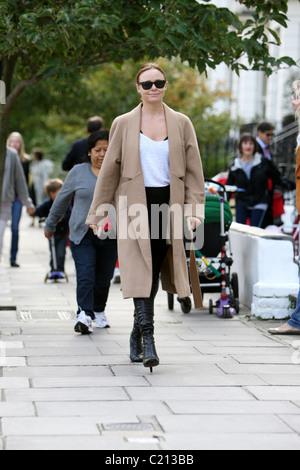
[
  {"xmin": 0, "ymin": 0, "xmax": 296, "ymax": 199},
  {"xmin": 9, "ymin": 58, "xmax": 235, "ymax": 170}
]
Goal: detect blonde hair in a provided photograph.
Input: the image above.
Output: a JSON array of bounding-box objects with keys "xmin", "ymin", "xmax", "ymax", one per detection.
[
  {"xmin": 136, "ymin": 63, "xmax": 167, "ymax": 84},
  {"xmin": 7, "ymin": 132, "xmax": 30, "ymax": 163}
]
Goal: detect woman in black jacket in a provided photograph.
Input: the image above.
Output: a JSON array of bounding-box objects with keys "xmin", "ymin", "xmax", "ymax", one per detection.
[{"xmin": 227, "ymin": 133, "xmax": 281, "ymax": 227}]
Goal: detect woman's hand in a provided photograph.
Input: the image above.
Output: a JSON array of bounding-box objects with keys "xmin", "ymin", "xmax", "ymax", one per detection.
[
  {"xmin": 90, "ymin": 225, "xmax": 103, "ymax": 238},
  {"xmin": 44, "ymin": 230, "xmax": 54, "ymax": 240},
  {"xmin": 186, "ymin": 216, "xmax": 201, "ymax": 232}
]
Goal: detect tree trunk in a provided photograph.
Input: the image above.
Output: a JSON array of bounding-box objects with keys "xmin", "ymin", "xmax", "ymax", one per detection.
[{"xmin": 0, "ymin": 56, "xmax": 36, "ymax": 206}]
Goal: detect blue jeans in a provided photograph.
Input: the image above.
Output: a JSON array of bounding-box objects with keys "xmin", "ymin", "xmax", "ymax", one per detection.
[
  {"xmin": 235, "ymin": 205, "xmax": 266, "ymax": 228},
  {"xmin": 10, "ymin": 199, "xmax": 23, "ymax": 264},
  {"xmin": 70, "ymin": 230, "xmax": 118, "ymax": 319},
  {"xmin": 288, "ymin": 287, "xmax": 300, "ymax": 330}
]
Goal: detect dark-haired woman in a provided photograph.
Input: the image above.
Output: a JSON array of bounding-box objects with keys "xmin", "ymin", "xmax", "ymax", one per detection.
[
  {"xmin": 44, "ymin": 130, "xmax": 118, "ymax": 334},
  {"xmin": 227, "ymin": 133, "xmax": 282, "ymax": 227}
]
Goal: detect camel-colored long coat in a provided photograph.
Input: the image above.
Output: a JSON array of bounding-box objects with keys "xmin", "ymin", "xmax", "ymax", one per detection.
[
  {"xmin": 86, "ymin": 103, "xmax": 205, "ymax": 299},
  {"xmin": 296, "ymin": 146, "xmax": 300, "ymax": 214}
]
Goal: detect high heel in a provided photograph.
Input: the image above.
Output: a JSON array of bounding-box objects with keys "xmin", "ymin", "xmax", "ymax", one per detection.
[
  {"xmin": 130, "ymin": 310, "xmax": 143, "ymax": 363},
  {"xmin": 134, "ymin": 294, "xmax": 160, "ymax": 371}
]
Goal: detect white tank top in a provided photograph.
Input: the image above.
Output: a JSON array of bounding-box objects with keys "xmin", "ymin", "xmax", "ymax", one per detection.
[{"xmin": 139, "ymin": 132, "xmax": 170, "ymax": 187}]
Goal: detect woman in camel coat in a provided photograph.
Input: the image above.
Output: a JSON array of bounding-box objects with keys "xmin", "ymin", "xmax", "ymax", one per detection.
[{"xmin": 86, "ymin": 63, "xmax": 205, "ymax": 370}]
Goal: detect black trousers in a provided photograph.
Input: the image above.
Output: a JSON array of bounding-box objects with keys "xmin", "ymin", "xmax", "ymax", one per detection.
[
  {"xmin": 70, "ymin": 229, "xmax": 118, "ymax": 318},
  {"xmin": 145, "ymin": 186, "xmax": 170, "ymax": 286}
]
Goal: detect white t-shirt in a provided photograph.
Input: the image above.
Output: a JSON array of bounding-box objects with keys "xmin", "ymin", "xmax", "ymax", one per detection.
[{"xmin": 140, "ymin": 132, "xmax": 170, "ymax": 187}]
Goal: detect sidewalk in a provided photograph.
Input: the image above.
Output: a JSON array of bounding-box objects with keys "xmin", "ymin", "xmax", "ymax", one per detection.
[{"xmin": 1, "ymin": 211, "xmax": 300, "ymax": 450}]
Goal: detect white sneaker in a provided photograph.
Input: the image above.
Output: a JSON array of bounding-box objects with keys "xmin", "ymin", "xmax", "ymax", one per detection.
[
  {"xmin": 113, "ymin": 267, "xmax": 121, "ymax": 284},
  {"xmin": 74, "ymin": 311, "xmax": 94, "ymax": 335},
  {"xmin": 95, "ymin": 312, "xmax": 110, "ymax": 329}
]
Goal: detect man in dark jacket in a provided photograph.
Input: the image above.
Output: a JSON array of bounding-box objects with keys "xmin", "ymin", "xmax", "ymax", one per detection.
[
  {"xmin": 62, "ymin": 116, "xmax": 103, "ymax": 171},
  {"xmin": 256, "ymin": 121, "xmax": 274, "ymax": 160}
]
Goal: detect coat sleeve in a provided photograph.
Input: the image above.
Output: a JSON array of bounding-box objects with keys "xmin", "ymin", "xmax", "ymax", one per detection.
[
  {"xmin": 226, "ymin": 168, "xmax": 235, "ymax": 186},
  {"xmin": 182, "ymin": 117, "xmax": 206, "ymax": 222},
  {"xmin": 85, "ymin": 118, "xmax": 122, "ymax": 227},
  {"xmin": 13, "ymin": 151, "xmax": 31, "ymax": 207}
]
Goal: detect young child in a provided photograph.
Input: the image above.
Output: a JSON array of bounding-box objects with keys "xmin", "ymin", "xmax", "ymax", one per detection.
[{"xmin": 28, "ymin": 179, "xmax": 71, "ymax": 279}]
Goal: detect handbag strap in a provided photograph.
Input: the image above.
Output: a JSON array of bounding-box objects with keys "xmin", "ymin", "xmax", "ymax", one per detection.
[{"xmin": 189, "ymin": 234, "xmax": 203, "ymax": 309}]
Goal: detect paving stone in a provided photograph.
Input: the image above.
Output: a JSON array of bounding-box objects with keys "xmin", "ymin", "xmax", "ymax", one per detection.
[
  {"xmin": 279, "ymin": 415, "xmax": 300, "ymax": 433},
  {"xmin": 3, "ymin": 366, "xmax": 113, "ymax": 378},
  {"xmin": 27, "ymin": 355, "xmax": 130, "ymax": 366},
  {"xmin": 35, "ymin": 401, "xmax": 171, "ymax": 417},
  {"xmin": 160, "ymin": 432, "xmax": 300, "ymax": 451},
  {"xmin": 32, "ymin": 376, "xmax": 149, "ymax": 388},
  {"xmin": 4, "ymin": 387, "xmax": 129, "ymax": 402},
  {"xmin": 6, "ymin": 435, "xmax": 159, "ymax": 451},
  {"xmin": 5, "ymin": 347, "xmax": 101, "ymax": 357},
  {"xmin": 0, "ymin": 378, "xmax": 29, "ymax": 389},
  {"xmin": 0, "ymin": 402, "xmax": 35, "ymax": 417},
  {"xmin": 156, "ymin": 414, "xmax": 292, "ymax": 434},
  {"xmin": 166, "ymin": 400, "xmax": 300, "ymax": 415},
  {"xmin": 246, "ymin": 386, "xmax": 300, "ymax": 401},
  {"xmin": 2, "ymin": 417, "xmax": 100, "ymax": 436},
  {"xmin": 126, "ymin": 386, "xmax": 254, "ymax": 401}
]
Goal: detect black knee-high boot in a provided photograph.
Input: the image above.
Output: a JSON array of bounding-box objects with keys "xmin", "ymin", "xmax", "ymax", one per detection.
[
  {"xmin": 133, "ymin": 280, "xmax": 160, "ymax": 371},
  {"xmin": 130, "ymin": 311, "xmax": 143, "ymax": 363}
]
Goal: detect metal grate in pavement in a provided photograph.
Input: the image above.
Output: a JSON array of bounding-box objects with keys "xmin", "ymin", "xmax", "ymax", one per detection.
[
  {"xmin": 103, "ymin": 423, "xmax": 155, "ymax": 432},
  {"xmin": 18, "ymin": 310, "xmax": 76, "ymax": 321}
]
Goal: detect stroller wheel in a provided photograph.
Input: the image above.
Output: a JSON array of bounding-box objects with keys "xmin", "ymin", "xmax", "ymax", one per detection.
[
  {"xmin": 168, "ymin": 293, "xmax": 174, "ymax": 311},
  {"xmin": 231, "ymin": 273, "xmax": 239, "ymax": 300},
  {"xmin": 222, "ymin": 305, "xmax": 233, "ymax": 319},
  {"xmin": 209, "ymin": 299, "xmax": 214, "ymax": 315},
  {"xmin": 178, "ymin": 297, "xmax": 192, "ymax": 314},
  {"xmin": 235, "ymin": 298, "xmax": 240, "ymax": 314}
]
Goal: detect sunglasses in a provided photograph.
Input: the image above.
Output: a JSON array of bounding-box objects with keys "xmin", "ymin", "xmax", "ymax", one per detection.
[
  {"xmin": 292, "ymin": 92, "xmax": 300, "ymax": 100},
  {"xmin": 138, "ymin": 80, "xmax": 166, "ymax": 90}
]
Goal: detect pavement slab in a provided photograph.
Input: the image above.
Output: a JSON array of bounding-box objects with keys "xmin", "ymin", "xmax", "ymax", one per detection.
[{"xmin": 0, "ymin": 212, "xmax": 300, "ymax": 450}]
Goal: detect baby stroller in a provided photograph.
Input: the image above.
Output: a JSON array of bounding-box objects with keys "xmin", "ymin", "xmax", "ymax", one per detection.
[{"xmin": 168, "ymin": 178, "xmax": 239, "ymax": 318}]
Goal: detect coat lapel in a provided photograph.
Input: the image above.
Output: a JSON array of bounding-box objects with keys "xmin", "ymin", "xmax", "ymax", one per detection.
[
  {"xmin": 123, "ymin": 104, "xmax": 143, "ymax": 180},
  {"xmin": 164, "ymin": 104, "xmax": 185, "ymax": 179}
]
